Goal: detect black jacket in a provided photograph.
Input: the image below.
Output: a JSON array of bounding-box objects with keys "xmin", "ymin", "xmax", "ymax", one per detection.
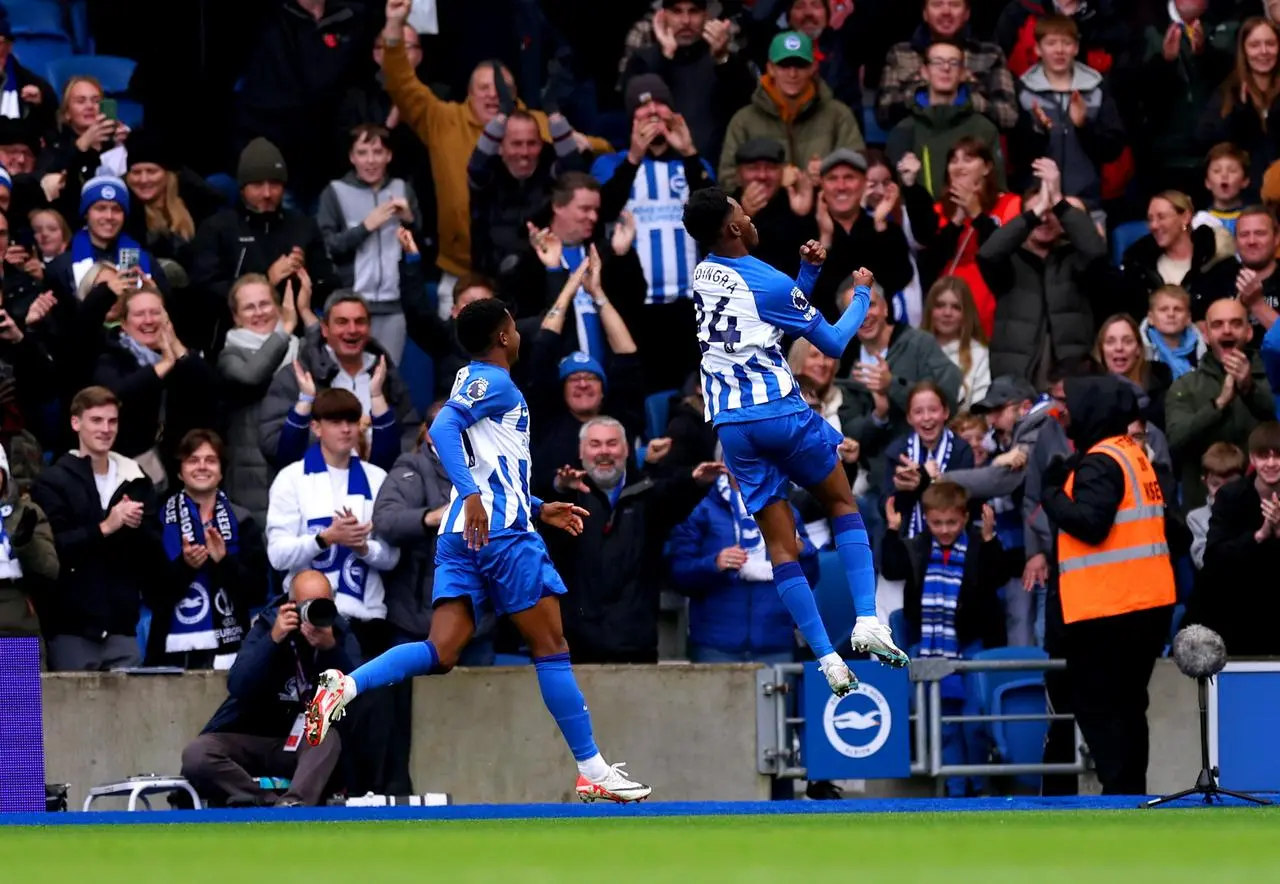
[
  {"xmin": 545, "ymin": 472, "xmax": 708, "ymax": 661},
  {"xmin": 812, "ymin": 209, "xmax": 914, "ymax": 323},
  {"xmin": 189, "ymin": 202, "xmax": 337, "ymax": 353},
  {"xmin": 0, "ymin": 57, "xmax": 57, "ymax": 138},
  {"xmin": 201, "ymin": 596, "xmax": 360, "ymax": 738},
  {"xmin": 1120, "ymin": 225, "xmax": 1235, "ymax": 325},
  {"xmin": 92, "ymin": 330, "xmax": 222, "ymax": 470},
  {"xmin": 737, "ymin": 188, "xmax": 819, "ymax": 280},
  {"xmin": 881, "ymin": 525, "xmax": 1008, "ymax": 651},
  {"xmin": 1040, "ymin": 375, "xmax": 1188, "ymax": 558},
  {"xmin": 30, "ymin": 452, "xmax": 163, "ymax": 640},
  {"xmin": 1185, "ymin": 476, "xmax": 1280, "ymax": 657}
]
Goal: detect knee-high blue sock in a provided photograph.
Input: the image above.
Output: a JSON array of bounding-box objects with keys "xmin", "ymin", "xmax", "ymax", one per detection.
[
  {"xmin": 834, "ymin": 512, "xmax": 878, "ymax": 618},
  {"xmin": 774, "ymin": 560, "xmax": 836, "ymax": 658},
  {"xmin": 350, "ymin": 640, "xmax": 441, "ymax": 693},
  {"xmin": 533, "ymin": 652, "xmax": 599, "ymax": 762}
]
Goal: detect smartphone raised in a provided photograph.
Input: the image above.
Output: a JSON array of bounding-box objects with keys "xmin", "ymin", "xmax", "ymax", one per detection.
[{"xmin": 101, "ymin": 98, "xmax": 119, "ymax": 121}]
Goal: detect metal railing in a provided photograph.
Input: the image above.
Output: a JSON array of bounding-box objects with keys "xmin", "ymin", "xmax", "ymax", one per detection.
[{"xmin": 756, "ymin": 658, "xmax": 1088, "ymax": 784}]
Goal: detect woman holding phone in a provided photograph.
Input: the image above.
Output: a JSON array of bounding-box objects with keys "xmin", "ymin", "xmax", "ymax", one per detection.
[{"xmin": 44, "ymin": 76, "xmax": 130, "ymax": 226}]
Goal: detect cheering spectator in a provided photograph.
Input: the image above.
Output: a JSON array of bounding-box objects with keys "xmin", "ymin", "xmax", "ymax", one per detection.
[
  {"xmin": 1120, "ymin": 191, "xmax": 1235, "ymax": 324},
  {"xmin": 468, "ymin": 109, "xmax": 589, "ymax": 283},
  {"xmin": 377, "ymin": 0, "xmax": 611, "ymax": 315},
  {"xmin": 1167, "ymin": 298, "xmax": 1276, "ymax": 509},
  {"xmin": 667, "ymin": 471, "xmax": 817, "ymax": 663},
  {"xmin": 219, "ymin": 274, "xmax": 316, "ymax": 524},
  {"xmin": 780, "ymin": 0, "xmax": 864, "ymax": 110},
  {"xmin": 189, "ymin": 138, "xmax": 336, "ymax": 352},
  {"xmin": 29, "ymin": 208, "xmax": 68, "ymax": 266},
  {"xmin": 877, "ymin": 0, "xmax": 1019, "ymax": 132},
  {"xmin": 787, "ymin": 338, "xmax": 856, "ymax": 437},
  {"xmin": 923, "ymin": 137, "xmax": 1020, "ymax": 336},
  {"xmin": 150, "ymin": 430, "xmax": 264, "ymax": 669},
  {"xmin": 0, "ymin": 8, "xmax": 57, "ymax": 132},
  {"xmin": 809, "ymin": 150, "xmax": 914, "ymax": 321},
  {"xmin": 403, "ymin": 272, "xmax": 497, "ymax": 401},
  {"xmin": 1198, "ymin": 17, "xmax": 1280, "ymax": 191},
  {"xmin": 620, "ymin": 1, "xmax": 755, "ymax": 162},
  {"xmin": 718, "ymin": 31, "xmax": 863, "ymax": 193},
  {"xmin": 31, "ymin": 387, "xmax": 162, "ymax": 671},
  {"xmin": 730, "ymin": 138, "xmax": 816, "ymax": 277},
  {"xmin": 233, "ymin": 0, "xmax": 370, "ymax": 207},
  {"xmin": 1014, "ymin": 15, "xmax": 1126, "ymax": 216},
  {"xmin": 0, "ymin": 442, "xmax": 57, "ymax": 646},
  {"xmin": 1193, "ymin": 143, "xmax": 1250, "ymax": 234},
  {"xmin": 40, "ymin": 77, "xmax": 129, "ymax": 224},
  {"xmin": 881, "ymin": 482, "xmax": 1005, "ymax": 795},
  {"xmin": 122, "ymin": 129, "xmax": 221, "ymax": 274},
  {"xmin": 180, "ymin": 570, "xmax": 358, "ymax": 807},
  {"xmin": 1198, "ymin": 206, "xmax": 1280, "ymax": 328},
  {"xmin": 1187, "ymin": 441, "xmax": 1245, "ymax": 570},
  {"xmin": 1094, "ymin": 313, "xmax": 1173, "ymax": 429},
  {"xmin": 617, "ymin": 0, "xmax": 742, "ymax": 77},
  {"xmin": 865, "ymin": 151, "xmax": 936, "ymax": 327},
  {"xmin": 259, "ymin": 291, "xmax": 419, "ymax": 471},
  {"xmin": 0, "ymin": 210, "xmax": 46, "ymax": 325},
  {"xmin": 92, "ymin": 286, "xmax": 219, "ymax": 491},
  {"xmin": 1188, "ymin": 422, "xmax": 1280, "ymax": 656},
  {"xmin": 886, "ymin": 38, "xmax": 1003, "ymax": 200},
  {"xmin": 317, "ymin": 124, "xmax": 423, "ymax": 362},
  {"xmin": 976, "ymin": 160, "xmax": 1105, "ymax": 385},
  {"xmin": 922, "ymin": 276, "xmax": 990, "ymax": 411},
  {"xmin": 1133, "ymin": 0, "xmax": 1234, "ymax": 196},
  {"xmin": 1140, "ymin": 284, "xmax": 1206, "ymax": 381},
  {"xmin": 996, "ymin": 0, "xmax": 1129, "ymax": 78},
  {"xmin": 544, "ymin": 415, "xmax": 722, "ymax": 663}
]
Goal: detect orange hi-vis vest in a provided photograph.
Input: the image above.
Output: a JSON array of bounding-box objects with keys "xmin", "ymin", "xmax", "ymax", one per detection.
[{"xmin": 1057, "ymin": 435, "xmax": 1176, "ymax": 625}]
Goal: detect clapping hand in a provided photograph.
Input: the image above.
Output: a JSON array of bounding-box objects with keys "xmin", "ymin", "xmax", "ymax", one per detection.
[
  {"xmin": 838, "ymin": 437, "xmax": 860, "ymax": 464},
  {"xmin": 1257, "ymin": 494, "xmax": 1280, "ymax": 543},
  {"xmin": 24, "ymin": 291, "xmax": 56, "ymax": 326},
  {"xmin": 853, "ymin": 356, "xmax": 892, "ymax": 394},
  {"xmin": 181, "ymin": 537, "xmax": 209, "ymax": 569},
  {"xmin": 205, "ymin": 525, "xmax": 228, "ymax": 563},
  {"xmin": 370, "ymin": 355, "xmax": 388, "ymax": 400},
  {"xmin": 527, "ymin": 222, "xmax": 563, "ymax": 268},
  {"xmin": 293, "ymin": 359, "xmax": 317, "ymax": 399},
  {"xmin": 611, "ymin": 210, "xmax": 636, "ymax": 256},
  {"xmin": 981, "ymin": 503, "xmax": 996, "ymax": 542},
  {"xmin": 896, "ymin": 152, "xmax": 921, "ymax": 188},
  {"xmin": 885, "ymin": 495, "xmax": 903, "ymax": 532}
]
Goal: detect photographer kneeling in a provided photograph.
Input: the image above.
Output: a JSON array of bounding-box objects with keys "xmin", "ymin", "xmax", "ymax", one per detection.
[{"xmin": 180, "ymin": 569, "xmax": 359, "ymax": 807}]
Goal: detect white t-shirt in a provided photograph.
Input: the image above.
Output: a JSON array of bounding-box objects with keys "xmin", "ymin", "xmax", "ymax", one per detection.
[{"xmin": 93, "ymin": 459, "xmax": 118, "ymax": 510}]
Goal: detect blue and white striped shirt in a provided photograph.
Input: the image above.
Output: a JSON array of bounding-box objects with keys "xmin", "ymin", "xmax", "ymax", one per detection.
[
  {"xmin": 692, "ymin": 255, "xmax": 823, "ymax": 426},
  {"xmin": 439, "ymin": 363, "xmax": 535, "ymax": 535}
]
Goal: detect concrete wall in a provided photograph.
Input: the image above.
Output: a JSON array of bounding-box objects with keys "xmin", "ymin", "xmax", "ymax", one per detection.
[{"xmin": 39, "ymin": 660, "xmax": 1202, "ymax": 810}]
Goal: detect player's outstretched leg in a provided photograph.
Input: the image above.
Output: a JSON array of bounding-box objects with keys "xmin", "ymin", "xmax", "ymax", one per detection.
[
  {"xmin": 755, "ymin": 500, "xmax": 858, "ymax": 696},
  {"xmin": 809, "ymin": 465, "xmax": 908, "ymax": 667},
  {"xmin": 304, "ymin": 601, "xmax": 475, "ymax": 746},
  {"xmin": 510, "ymin": 596, "xmax": 652, "ymax": 803}
]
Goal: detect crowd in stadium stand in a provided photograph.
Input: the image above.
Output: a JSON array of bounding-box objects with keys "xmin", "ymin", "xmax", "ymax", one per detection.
[{"xmin": 5, "ymin": 0, "xmax": 1280, "ymax": 802}]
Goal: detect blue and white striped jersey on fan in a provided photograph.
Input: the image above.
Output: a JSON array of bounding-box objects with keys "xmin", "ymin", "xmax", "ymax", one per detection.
[
  {"xmin": 692, "ymin": 254, "xmax": 823, "ymax": 427},
  {"xmin": 591, "ymin": 152, "xmax": 714, "ymax": 305},
  {"xmin": 439, "ymin": 363, "xmax": 535, "ymax": 536}
]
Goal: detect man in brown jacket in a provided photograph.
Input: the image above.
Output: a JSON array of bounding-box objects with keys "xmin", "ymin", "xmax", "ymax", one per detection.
[{"xmin": 380, "ymin": 0, "xmax": 613, "ymax": 316}]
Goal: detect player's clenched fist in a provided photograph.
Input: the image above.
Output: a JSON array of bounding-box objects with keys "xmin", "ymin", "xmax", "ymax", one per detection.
[
  {"xmin": 799, "ymin": 240, "xmax": 826, "ymax": 266},
  {"xmin": 853, "ymin": 267, "xmax": 874, "ymax": 288}
]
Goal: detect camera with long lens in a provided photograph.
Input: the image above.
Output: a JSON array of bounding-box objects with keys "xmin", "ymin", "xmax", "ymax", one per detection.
[{"xmin": 296, "ymin": 597, "xmax": 337, "ymax": 629}]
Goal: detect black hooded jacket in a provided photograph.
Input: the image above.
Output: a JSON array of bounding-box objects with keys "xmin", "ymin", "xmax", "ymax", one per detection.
[{"xmin": 1040, "ymin": 375, "xmax": 1187, "ymax": 554}]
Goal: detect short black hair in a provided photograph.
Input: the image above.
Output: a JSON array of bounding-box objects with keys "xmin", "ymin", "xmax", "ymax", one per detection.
[
  {"xmin": 455, "ymin": 297, "xmax": 511, "ymax": 355},
  {"xmin": 551, "ymin": 171, "xmax": 600, "ymax": 208},
  {"xmin": 682, "ymin": 187, "xmax": 732, "ymax": 248}
]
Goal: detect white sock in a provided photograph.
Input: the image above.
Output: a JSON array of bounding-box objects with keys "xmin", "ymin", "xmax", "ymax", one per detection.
[
  {"xmin": 342, "ymin": 675, "xmax": 359, "ymax": 699},
  {"xmin": 577, "ymin": 753, "xmax": 611, "ymax": 781},
  {"xmin": 855, "ymin": 615, "xmax": 882, "ymax": 629},
  {"xmin": 818, "ymin": 652, "xmax": 845, "ymax": 670}
]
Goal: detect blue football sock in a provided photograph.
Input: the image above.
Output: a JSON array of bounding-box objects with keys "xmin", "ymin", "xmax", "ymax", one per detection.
[
  {"xmin": 774, "ymin": 560, "xmax": 836, "ymax": 658},
  {"xmin": 533, "ymin": 652, "xmax": 599, "ymax": 762},
  {"xmin": 834, "ymin": 512, "xmax": 878, "ymax": 618},
  {"xmin": 350, "ymin": 640, "xmax": 441, "ymax": 693}
]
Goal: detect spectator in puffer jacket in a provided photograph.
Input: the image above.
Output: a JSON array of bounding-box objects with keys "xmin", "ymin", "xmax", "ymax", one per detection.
[
  {"xmin": 668, "ymin": 472, "xmax": 817, "ymax": 663},
  {"xmin": 317, "ymin": 124, "xmax": 423, "ymax": 363},
  {"xmin": 1014, "ymin": 15, "xmax": 1126, "ymax": 216}
]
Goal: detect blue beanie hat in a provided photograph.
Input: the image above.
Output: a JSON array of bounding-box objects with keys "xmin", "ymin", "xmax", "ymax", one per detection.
[
  {"xmin": 559, "ymin": 351, "xmax": 607, "ymax": 388},
  {"xmin": 80, "ymin": 174, "xmax": 130, "ymax": 218}
]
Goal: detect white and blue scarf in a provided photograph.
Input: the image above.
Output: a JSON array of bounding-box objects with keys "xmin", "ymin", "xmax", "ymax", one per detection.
[
  {"xmin": 0, "ymin": 56, "xmax": 20, "ymax": 120},
  {"xmin": 161, "ymin": 490, "xmax": 242, "ymax": 654},
  {"xmin": 70, "ymin": 228, "xmax": 152, "ymax": 291},
  {"xmin": 920, "ymin": 533, "xmax": 966, "ymax": 699},
  {"xmin": 717, "ymin": 474, "xmax": 773, "ymax": 581},
  {"xmin": 906, "ymin": 429, "xmax": 953, "ymax": 537},
  {"xmin": 302, "ymin": 443, "xmax": 373, "ymax": 604},
  {"xmin": 562, "ymin": 244, "xmax": 606, "ymax": 364}
]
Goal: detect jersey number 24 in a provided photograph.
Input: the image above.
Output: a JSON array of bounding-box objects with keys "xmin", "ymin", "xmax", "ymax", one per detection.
[{"xmin": 696, "ymin": 296, "xmax": 742, "ymax": 354}]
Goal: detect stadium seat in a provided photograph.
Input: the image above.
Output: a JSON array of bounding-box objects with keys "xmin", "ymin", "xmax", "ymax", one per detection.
[
  {"xmin": 812, "ymin": 550, "xmax": 855, "ymax": 655},
  {"xmin": 67, "ymin": 0, "xmax": 91, "ymax": 53},
  {"xmin": 12, "ymin": 34, "xmax": 72, "ymax": 83},
  {"xmin": 990, "ymin": 677, "xmax": 1049, "ymax": 790},
  {"xmin": 47, "ymin": 54, "xmax": 136, "ymax": 97},
  {"xmin": 862, "ymin": 105, "xmax": 889, "ymax": 147},
  {"xmin": 135, "ymin": 605, "xmax": 151, "ymax": 661},
  {"xmin": 1110, "ymin": 220, "xmax": 1148, "ymax": 267},
  {"xmin": 964, "ymin": 646, "xmax": 1048, "ymax": 785},
  {"xmin": 7, "ymin": 1, "xmax": 65, "ymax": 37},
  {"xmin": 644, "ymin": 389, "xmax": 679, "ymax": 442},
  {"xmin": 205, "ymin": 172, "xmax": 239, "ymax": 207},
  {"xmin": 398, "ymin": 336, "xmax": 435, "ymax": 416}
]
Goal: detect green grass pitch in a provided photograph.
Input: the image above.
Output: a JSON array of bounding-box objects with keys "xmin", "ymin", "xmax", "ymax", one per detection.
[{"xmin": 4, "ymin": 810, "xmax": 1278, "ymax": 883}]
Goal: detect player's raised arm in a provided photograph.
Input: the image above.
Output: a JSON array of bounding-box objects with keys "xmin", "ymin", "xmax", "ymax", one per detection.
[{"xmin": 803, "ymin": 263, "xmax": 873, "ymax": 359}]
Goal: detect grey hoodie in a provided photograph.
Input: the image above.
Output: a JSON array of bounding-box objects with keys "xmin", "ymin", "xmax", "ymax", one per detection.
[
  {"xmin": 316, "ymin": 171, "xmax": 421, "ymax": 309},
  {"xmin": 1017, "ymin": 61, "xmax": 1116, "ymax": 207}
]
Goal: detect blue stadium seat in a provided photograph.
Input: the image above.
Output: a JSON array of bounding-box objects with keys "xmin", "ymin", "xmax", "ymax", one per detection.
[
  {"xmin": 47, "ymin": 54, "xmax": 136, "ymax": 97},
  {"xmin": 13, "ymin": 35, "xmax": 72, "ymax": 82},
  {"xmin": 812, "ymin": 550, "xmax": 855, "ymax": 655},
  {"xmin": 990, "ymin": 677, "xmax": 1049, "ymax": 791},
  {"xmin": 963, "ymin": 646, "xmax": 1048, "ymax": 787},
  {"xmin": 1110, "ymin": 220, "xmax": 1148, "ymax": 267},
  {"xmin": 644, "ymin": 389, "xmax": 678, "ymax": 442},
  {"xmin": 205, "ymin": 172, "xmax": 239, "ymax": 207},
  {"xmin": 135, "ymin": 604, "xmax": 151, "ymax": 660},
  {"xmin": 7, "ymin": 1, "xmax": 65, "ymax": 37},
  {"xmin": 67, "ymin": 0, "xmax": 91, "ymax": 53},
  {"xmin": 398, "ymin": 336, "xmax": 435, "ymax": 417},
  {"xmin": 862, "ymin": 106, "xmax": 889, "ymax": 147}
]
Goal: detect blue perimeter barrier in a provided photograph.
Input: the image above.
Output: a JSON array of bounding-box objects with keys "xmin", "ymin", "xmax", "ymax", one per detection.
[{"xmin": 3, "ymin": 794, "xmax": 1276, "ymax": 826}]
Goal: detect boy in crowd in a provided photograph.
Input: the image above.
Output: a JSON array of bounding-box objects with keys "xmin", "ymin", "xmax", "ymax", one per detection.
[
  {"xmin": 1015, "ymin": 15, "xmax": 1125, "ymax": 219},
  {"xmin": 1141, "ymin": 284, "xmax": 1205, "ymax": 381},
  {"xmin": 950, "ymin": 413, "xmax": 990, "ymax": 466},
  {"xmin": 1188, "ymin": 441, "xmax": 1245, "ymax": 570},
  {"xmin": 882, "ymin": 481, "xmax": 1006, "ymax": 796},
  {"xmin": 1194, "ymin": 143, "xmax": 1249, "ymax": 235}
]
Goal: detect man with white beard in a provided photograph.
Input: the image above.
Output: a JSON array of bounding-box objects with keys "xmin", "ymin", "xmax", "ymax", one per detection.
[{"xmin": 543, "ymin": 416, "xmax": 724, "ymax": 663}]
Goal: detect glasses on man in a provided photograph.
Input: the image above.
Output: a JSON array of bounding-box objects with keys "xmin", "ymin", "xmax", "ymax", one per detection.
[{"xmin": 926, "ymin": 58, "xmax": 964, "ymax": 71}]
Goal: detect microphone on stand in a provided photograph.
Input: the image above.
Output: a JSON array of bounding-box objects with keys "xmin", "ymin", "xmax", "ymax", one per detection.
[{"xmin": 1144, "ymin": 626, "xmax": 1271, "ymax": 808}]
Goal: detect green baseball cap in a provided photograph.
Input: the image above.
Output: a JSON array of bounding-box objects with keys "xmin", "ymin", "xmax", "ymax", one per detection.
[{"xmin": 768, "ymin": 31, "xmax": 814, "ymax": 65}]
